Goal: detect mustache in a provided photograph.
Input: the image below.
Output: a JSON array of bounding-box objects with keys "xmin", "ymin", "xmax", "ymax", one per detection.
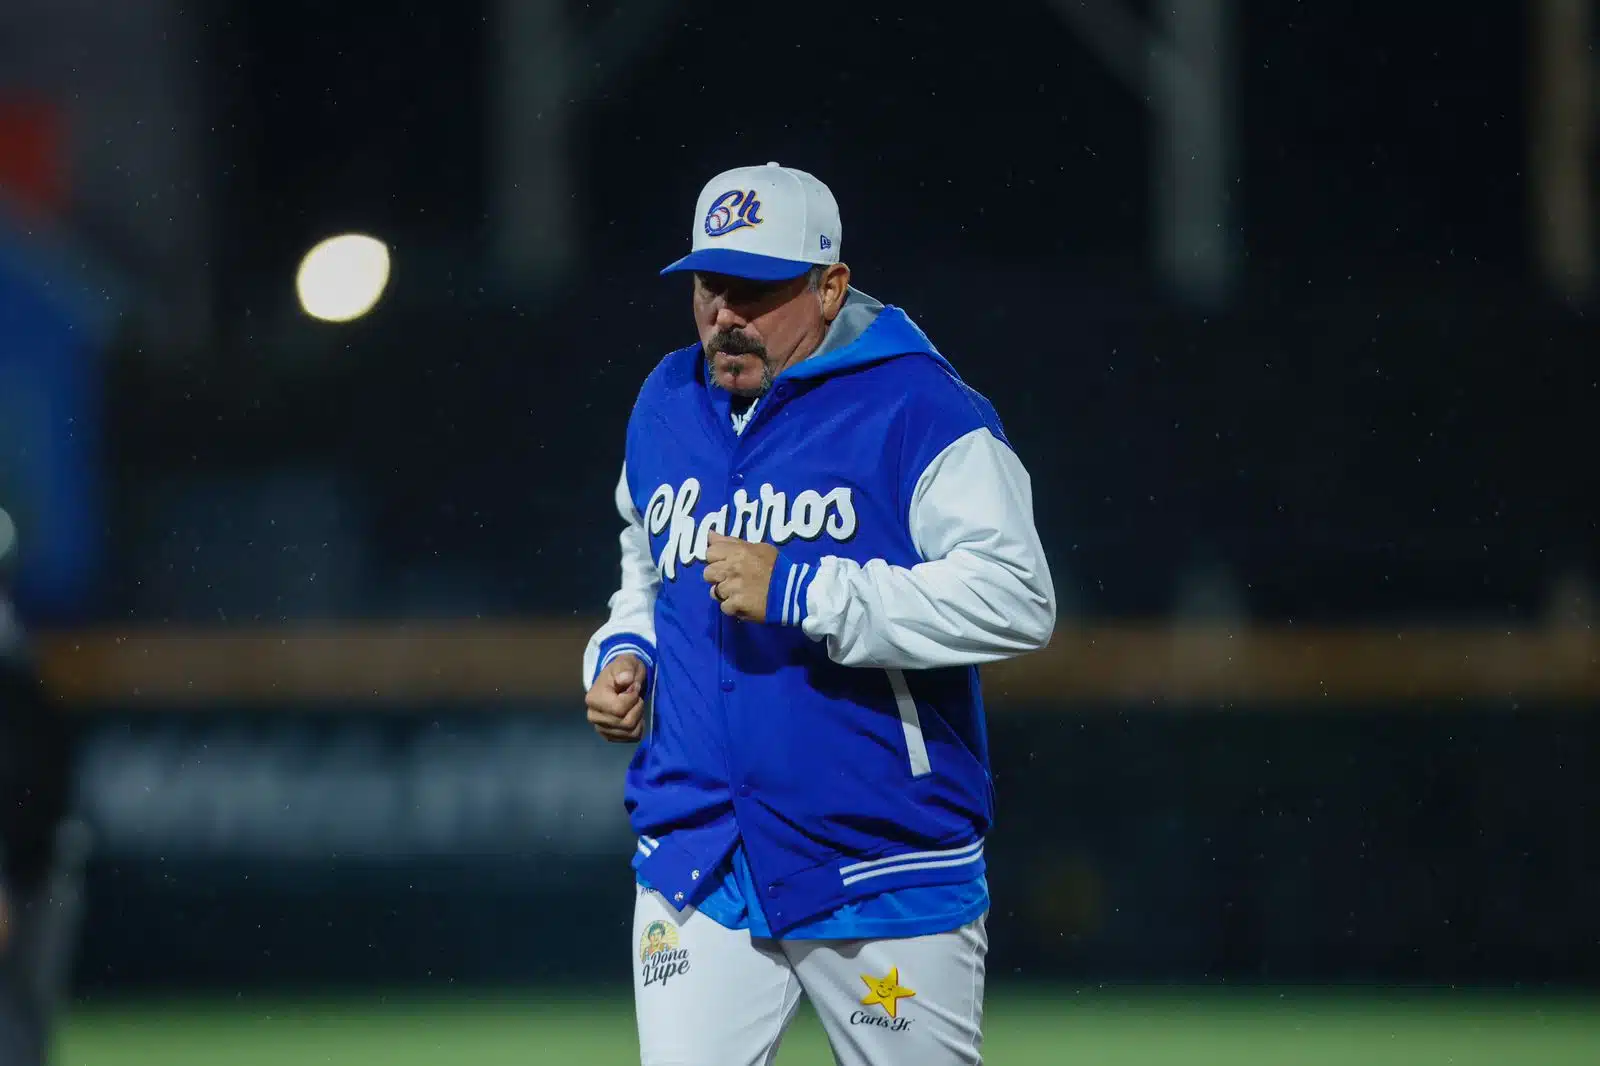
[{"xmin": 709, "ymin": 329, "xmax": 768, "ymax": 358}]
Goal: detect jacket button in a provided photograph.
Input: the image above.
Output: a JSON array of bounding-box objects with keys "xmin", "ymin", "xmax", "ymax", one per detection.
[
  {"xmin": 732, "ymin": 472, "xmax": 745, "ymax": 484},
  {"xmin": 673, "ymin": 892, "xmax": 685, "ymax": 903},
  {"xmin": 721, "ymin": 680, "xmax": 735, "ymax": 692},
  {"xmin": 767, "ymin": 883, "xmax": 782, "ymax": 898},
  {"xmin": 691, "ymin": 869, "xmax": 701, "ymax": 881},
  {"xmin": 738, "ymin": 785, "xmax": 752, "ymax": 798}
]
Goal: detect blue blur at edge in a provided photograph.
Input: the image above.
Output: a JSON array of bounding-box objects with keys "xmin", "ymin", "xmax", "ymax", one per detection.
[{"xmin": 0, "ymin": 211, "xmax": 110, "ymax": 623}]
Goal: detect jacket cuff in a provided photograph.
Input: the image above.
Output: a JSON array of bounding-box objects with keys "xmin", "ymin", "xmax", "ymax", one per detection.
[
  {"xmin": 767, "ymin": 553, "xmax": 820, "ymax": 626},
  {"xmin": 592, "ymin": 633, "xmax": 655, "ymax": 688}
]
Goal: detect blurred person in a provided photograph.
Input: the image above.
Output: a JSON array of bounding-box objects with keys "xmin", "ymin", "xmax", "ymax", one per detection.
[
  {"xmin": 584, "ymin": 164, "xmax": 1055, "ymax": 1066},
  {"xmin": 0, "ymin": 512, "xmax": 77, "ymax": 1066}
]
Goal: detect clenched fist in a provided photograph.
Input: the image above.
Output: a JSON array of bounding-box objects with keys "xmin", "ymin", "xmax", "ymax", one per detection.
[
  {"xmin": 703, "ymin": 532, "xmax": 779, "ymax": 622},
  {"xmin": 586, "ymin": 654, "xmax": 646, "ymax": 743}
]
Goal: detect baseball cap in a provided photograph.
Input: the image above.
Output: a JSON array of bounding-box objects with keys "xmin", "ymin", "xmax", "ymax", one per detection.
[{"xmin": 660, "ymin": 162, "xmax": 841, "ymax": 282}]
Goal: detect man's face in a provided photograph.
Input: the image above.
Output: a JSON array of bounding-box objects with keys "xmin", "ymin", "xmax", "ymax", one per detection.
[{"xmin": 693, "ymin": 270, "xmax": 836, "ymax": 399}]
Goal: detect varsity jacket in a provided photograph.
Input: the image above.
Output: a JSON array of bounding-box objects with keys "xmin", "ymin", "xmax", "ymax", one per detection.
[{"xmin": 584, "ymin": 289, "xmax": 1055, "ymax": 936}]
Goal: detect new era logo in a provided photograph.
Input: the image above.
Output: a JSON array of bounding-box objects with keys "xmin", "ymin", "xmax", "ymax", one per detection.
[{"xmin": 820, "ymin": 234, "xmax": 832, "ymax": 251}]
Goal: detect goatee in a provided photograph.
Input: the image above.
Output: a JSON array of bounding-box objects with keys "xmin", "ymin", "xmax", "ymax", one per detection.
[{"xmin": 707, "ymin": 328, "xmax": 773, "ymax": 398}]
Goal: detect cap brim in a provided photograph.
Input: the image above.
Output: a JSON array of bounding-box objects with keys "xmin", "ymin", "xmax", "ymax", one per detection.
[{"xmin": 659, "ymin": 249, "xmax": 816, "ymax": 281}]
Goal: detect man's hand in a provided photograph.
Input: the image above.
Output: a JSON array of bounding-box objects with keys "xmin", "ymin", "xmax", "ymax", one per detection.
[
  {"xmin": 703, "ymin": 532, "xmax": 779, "ymax": 622},
  {"xmin": 586, "ymin": 654, "xmax": 646, "ymax": 743}
]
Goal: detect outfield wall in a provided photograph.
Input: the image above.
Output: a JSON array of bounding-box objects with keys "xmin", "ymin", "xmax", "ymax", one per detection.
[{"xmin": 41, "ymin": 623, "xmax": 1599, "ymax": 991}]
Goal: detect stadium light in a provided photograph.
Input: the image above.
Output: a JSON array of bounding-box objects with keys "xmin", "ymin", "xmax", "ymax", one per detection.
[{"xmin": 295, "ymin": 233, "xmax": 392, "ymax": 323}]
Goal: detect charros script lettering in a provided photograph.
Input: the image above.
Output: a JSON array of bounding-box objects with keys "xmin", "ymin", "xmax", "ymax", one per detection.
[{"xmin": 646, "ymin": 477, "xmax": 858, "ymax": 580}]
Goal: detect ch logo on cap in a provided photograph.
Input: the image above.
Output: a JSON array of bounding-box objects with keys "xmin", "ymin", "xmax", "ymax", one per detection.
[{"xmin": 704, "ymin": 189, "xmax": 763, "ymax": 238}]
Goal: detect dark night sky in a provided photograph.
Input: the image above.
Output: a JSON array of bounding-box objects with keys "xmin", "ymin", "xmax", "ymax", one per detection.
[
  {"xmin": 217, "ymin": 1, "xmax": 1529, "ymax": 287},
  {"xmin": 100, "ymin": 1, "xmax": 1587, "ymax": 624}
]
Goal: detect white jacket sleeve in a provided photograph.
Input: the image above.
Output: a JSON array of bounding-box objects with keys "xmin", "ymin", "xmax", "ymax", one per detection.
[
  {"xmin": 581, "ymin": 463, "xmax": 661, "ymax": 689},
  {"xmin": 787, "ymin": 427, "xmax": 1056, "ymax": 669}
]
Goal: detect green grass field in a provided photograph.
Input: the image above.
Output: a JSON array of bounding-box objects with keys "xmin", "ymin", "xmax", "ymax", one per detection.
[{"xmin": 56, "ymin": 987, "xmax": 1598, "ymax": 1065}]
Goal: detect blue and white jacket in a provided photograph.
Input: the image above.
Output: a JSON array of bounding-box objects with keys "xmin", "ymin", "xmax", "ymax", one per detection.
[{"xmin": 584, "ymin": 289, "xmax": 1055, "ymax": 938}]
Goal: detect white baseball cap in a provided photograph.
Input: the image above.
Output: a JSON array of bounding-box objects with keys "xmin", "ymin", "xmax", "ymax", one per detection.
[{"xmin": 660, "ymin": 162, "xmax": 841, "ymax": 281}]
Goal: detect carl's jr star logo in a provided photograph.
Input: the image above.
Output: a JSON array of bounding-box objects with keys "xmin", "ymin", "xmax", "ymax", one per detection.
[{"xmin": 859, "ymin": 967, "xmax": 917, "ymax": 1019}]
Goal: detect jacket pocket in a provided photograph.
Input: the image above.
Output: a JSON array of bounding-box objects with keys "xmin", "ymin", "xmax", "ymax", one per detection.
[{"xmin": 883, "ymin": 669, "xmax": 932, "ymax": 778}]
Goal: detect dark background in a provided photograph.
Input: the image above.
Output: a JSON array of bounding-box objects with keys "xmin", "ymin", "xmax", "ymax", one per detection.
[
  {"xmin": 87, "ymin": 0, "xmax": 1590, "ymax": 629},
  {"xmin": 1, "ymin": 0, "xmax": 1595, "ymax": 1018}
]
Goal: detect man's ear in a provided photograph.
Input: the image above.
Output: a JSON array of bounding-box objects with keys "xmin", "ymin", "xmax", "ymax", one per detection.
[{"xmin": 819, "ymin": 263, "xmax": 852, "ymax": 322}]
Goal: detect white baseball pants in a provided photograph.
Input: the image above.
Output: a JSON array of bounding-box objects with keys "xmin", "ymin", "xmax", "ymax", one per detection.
[{"xmin": 632, "ymin": 884, "xmax": 986, "ymax": 1066}]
